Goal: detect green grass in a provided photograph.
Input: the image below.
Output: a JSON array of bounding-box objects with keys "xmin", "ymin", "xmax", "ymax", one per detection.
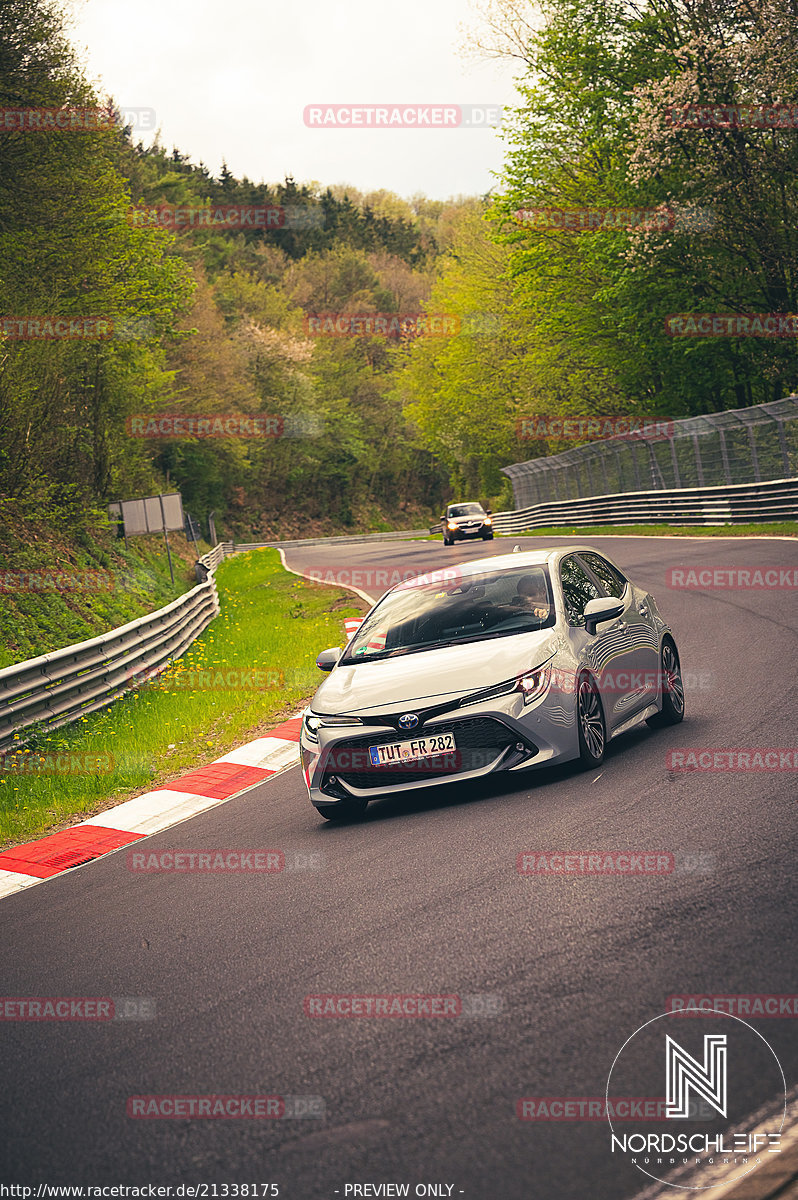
[
  {"xmin": 0, "ymin": 549, "xmax": 366, "ymax": 848},
  {"xmin": 507, "ymin": 522, "xmax": 798, "ymax": 538}
]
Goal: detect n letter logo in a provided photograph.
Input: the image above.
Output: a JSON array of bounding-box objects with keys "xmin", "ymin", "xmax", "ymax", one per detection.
[{"xmin": 666, "ymin": 1034, "xmax": 727, "ymax": 1118}]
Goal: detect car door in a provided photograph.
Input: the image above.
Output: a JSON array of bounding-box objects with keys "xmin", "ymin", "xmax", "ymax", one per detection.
[
  {"xmin": 577, "ymin": 551, "xmax": 660, "ymax": 719},
  {"xmin": 559, "ymin": 554, "xmax": 642, "ymax": 733}
]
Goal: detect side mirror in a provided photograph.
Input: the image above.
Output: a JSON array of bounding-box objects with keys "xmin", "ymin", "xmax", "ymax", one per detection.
[
  {"xmin": 440, "ymin": 515, "xmax": 447, "ymax": 522},
  {"xmin": 583, "ymin": 597, "xmax": 624, "ymax": 636},
  {"xmin": 316, "ymin": 647, "xmax": 342, "ymax": 672},
  {"xmin": 485, "ymin": 509, "xmax": 492, "ymax": 516}
]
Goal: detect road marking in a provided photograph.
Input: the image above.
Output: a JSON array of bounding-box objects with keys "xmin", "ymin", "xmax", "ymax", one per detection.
[{"xmin": 277, "ymin": 546, "xmax": 378, "ymax": 603}]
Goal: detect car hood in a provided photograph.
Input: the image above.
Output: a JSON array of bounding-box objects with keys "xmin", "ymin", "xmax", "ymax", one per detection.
[{"xmin": 311, "ymin": 630, "xmax": 560, "ymax": 715}]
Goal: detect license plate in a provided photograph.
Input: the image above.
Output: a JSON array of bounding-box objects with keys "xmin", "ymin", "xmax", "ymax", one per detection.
[{"xmin": 369, "ymin": 732, "xmax": 456, "ymax": 766}]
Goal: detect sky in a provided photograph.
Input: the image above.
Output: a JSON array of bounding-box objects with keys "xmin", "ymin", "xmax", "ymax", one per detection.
[{"xmin": 67, "ymin": 0, "xmax": 524, "ymax": 201}]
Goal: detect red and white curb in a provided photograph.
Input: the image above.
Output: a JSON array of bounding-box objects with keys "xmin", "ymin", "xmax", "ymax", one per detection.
[
  {"xmin": 0, "ymin": 563, "xmax": 371, "ymax": 904},
  {"xmin": 0, "ymin": 715, "xmax": 303, "ymax": 902}
]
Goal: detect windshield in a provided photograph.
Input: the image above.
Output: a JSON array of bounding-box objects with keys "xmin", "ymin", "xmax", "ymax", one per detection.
[
  {"xmin": 448, "ymin": 503, "xmax": 484, "ymax": 517},
  {"xmin": 342, "ymin": 566, "xmax": 555, "ymax": 662}
]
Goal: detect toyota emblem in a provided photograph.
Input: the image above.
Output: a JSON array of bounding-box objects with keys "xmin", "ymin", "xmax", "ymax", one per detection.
[{"xmin": 398, "ymin": 713, "xmax": 419, "ymax": 730}]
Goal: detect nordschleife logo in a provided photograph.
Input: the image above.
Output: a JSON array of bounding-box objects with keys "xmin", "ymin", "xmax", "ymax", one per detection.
[{"xmin": 606, "ymin": 1010, "xmax": 786, "ymax": 1190}]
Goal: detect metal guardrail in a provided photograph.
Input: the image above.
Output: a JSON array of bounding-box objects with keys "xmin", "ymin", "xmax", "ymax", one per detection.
[
  {"xmin": 233, "ymin": 529, "xmax": 430, "ymax": 550},
  {"xmin": 0, "ymin": 557, "xmax": 222, "ymax": 755},
  {"xmin": 489, "ymin": 478, "xmax": 798, "ymax": 535},
  {"xmin": 196, "ymin": 542, "xmax": 234, "ymax": 575}
]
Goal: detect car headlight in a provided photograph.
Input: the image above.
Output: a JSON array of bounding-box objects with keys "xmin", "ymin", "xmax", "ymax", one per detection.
[
  {"xmin": 302, "ymin": 710, "xmax": 363, "ymax": 744},
  {"xmin": 516, "ymin": 663, "xmax": 552, "ymax": 704},
  {"xmin": 483, "ymin": 517, "xmax": 492, "ymax": 525},
  {"xmin": 447, "ymin": 521, "xmax": 458, "ymax": 530},
  {"xmin": 458, "ymin": 660, "xmax": 553, "ymax": 709}
]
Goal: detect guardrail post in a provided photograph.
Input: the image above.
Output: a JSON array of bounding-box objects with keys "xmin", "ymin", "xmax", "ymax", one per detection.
[
  {"xmin": 747, "ymin": 426, "xmax": 762, "ymax": 482},
  {"xmin": 612, "ymin": 446, "xmax": 624, "ymax": 492},
  {"xmin": 776, "ymin": 420, "xmax": 790, "ymax": 477},
  {"xmin": 669, "ymin": 437, "xmax": 681, "ymax": 488},
  {"xmin": 718, "ymin": 430, "xmax": 732, "ymax": 484},
  {"xmin": 599, "ymin": 449, "xmax": 610, "ymax": 494},
  {"xmin": 692, "ymin": 435, "xmax": 705, "ymax": 486}
]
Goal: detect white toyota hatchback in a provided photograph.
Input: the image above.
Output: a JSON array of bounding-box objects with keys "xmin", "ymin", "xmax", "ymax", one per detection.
[{"xmin": 300, "ymin": 547, "xmax": 684, "ymax": 821}]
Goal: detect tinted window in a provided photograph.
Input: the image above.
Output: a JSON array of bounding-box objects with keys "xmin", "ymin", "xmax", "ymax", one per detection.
[
  {"xmin": 560, "ymin": 556, "xmax": 601, "ymax": 627},
  {"xmin": 448, "ymin": 504, "xmax": 484, "ymax": 517},
  {"xmin": 579, "ymin": 552, "xmax": 627, "ymax": 598}
]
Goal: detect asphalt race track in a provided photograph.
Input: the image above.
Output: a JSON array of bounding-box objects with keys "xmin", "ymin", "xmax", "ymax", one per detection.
[{"xmin": 1, "ymin": 534, "xmax": 796, "ymax": 1199}]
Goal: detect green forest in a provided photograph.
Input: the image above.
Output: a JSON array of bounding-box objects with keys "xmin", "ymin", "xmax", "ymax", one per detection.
[{"xmin": 1, "ymin": 0, "xmax": 796, "ymax": 544}]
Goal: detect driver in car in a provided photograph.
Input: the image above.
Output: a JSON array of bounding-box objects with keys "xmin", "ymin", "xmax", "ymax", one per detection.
[{"xmin": 512, "ymin": 574, "xmax": 551, "ymax": 620}]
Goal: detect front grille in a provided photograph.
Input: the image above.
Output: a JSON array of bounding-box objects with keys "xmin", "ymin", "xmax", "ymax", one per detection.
[{"xmin": 322, "ymin": 717, "xmax": 526, "ymax": 791}]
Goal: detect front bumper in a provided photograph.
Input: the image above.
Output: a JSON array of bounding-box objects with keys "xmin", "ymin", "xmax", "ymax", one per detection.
[
  {"xmin": 300, "ymin": 688, "xmax": 580, "ymax": 809},
  {"xmin": 446, "ymin": 522, "xmax": 492, "ymax": 539}
]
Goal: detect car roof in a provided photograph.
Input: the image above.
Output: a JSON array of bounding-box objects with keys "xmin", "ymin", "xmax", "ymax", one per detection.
[
  {"xmin": 449, "ymin": 545, "xmax": 609, "ymax": 578},
  {"xmin": 384, "ymin": 546, "xmax": 619, "ymax": 595}
]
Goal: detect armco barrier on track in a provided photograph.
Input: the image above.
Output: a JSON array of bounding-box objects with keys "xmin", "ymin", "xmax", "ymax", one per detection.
[
  {"xmin": 0, "ymin": 532, "xmax": 418, "ymax": 756},
  {"xmin": 488, "ymin": 477, "xmax": 798, "ymax": 535},
  {"xmin": 0, "ymin": 556, "xmax": 222, "ymax": 755},
  {"xmin": 0, "ymin": 534, "xmax": 403, "ymax": 755}
]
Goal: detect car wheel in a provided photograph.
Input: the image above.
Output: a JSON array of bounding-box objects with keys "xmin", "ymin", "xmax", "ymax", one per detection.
[
  {"xmin": 315, "ymin": 798, "xmax": 368, "ymax": 822},
  {"xmin": 482, "ymin": 532, "xmax": 493, "ymax": 540},
  {"xmin": 646, "ymin": 637, "xmax": 685, "ymax": 727},
  {"xmin": 577, "ymin": 672, "xmax": 606, "ymax": 767},
  {"xmin": 443, "ymin": 534, "xmax": 452, "ymax": 546}
]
